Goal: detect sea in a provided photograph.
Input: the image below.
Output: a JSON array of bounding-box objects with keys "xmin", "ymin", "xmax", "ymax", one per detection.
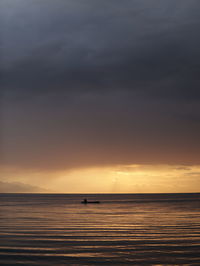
[{"xmin": 0, "ymin": 193, "xmax": 200, "ymax": 265}]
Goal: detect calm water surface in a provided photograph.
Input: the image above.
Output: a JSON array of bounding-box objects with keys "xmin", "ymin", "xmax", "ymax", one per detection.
[{"xmin": 0, "ymin": 193, "xmax": 200, "ymax": 265}]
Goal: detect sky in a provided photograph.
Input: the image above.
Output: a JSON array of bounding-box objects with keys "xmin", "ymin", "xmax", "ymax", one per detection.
[{"xmin": 1, "ymin": 0, "xmax": 200, "ymax": 193}]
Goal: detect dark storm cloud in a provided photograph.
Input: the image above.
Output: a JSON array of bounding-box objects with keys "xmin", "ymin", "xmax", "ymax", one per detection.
[
  {"xmin": 1, "ymin": 0, "xmax": 200, "ymax": 98},
  {"xmin": 1, "ymin": 0, "xmax": 200, "ymax": 170}
]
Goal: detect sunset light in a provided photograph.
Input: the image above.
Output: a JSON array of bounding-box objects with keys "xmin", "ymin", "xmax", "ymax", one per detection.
[{"xmin": 1, "ymin": 1, "xmax": 200, "ymax": 265}]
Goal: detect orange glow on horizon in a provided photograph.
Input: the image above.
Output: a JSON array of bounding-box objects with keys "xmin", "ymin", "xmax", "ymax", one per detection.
[{"xmin": 1, "ymin": 164, "xmax": 200, "ymax": 193}]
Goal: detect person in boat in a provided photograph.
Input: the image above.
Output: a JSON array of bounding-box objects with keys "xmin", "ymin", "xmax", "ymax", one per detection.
[{"xmin": 83, "ymin": 198, "xmax": 88, "ymax": 204}]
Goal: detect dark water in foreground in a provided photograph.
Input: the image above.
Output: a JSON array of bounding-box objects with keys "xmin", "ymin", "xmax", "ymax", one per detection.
[{"xmin": 0, "ymin": 193, "xmax": 200, "ymax": 265}]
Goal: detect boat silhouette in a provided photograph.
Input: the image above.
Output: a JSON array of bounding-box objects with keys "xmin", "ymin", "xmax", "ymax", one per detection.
[{"xmin": 81, "ymin": 199, "xmax": 100, "ymax": 204}]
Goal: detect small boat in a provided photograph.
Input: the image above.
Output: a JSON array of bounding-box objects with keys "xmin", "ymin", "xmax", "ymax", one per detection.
[{"xmin": 81, "ymin": 199, "xmax": 100, "ymax": 204}]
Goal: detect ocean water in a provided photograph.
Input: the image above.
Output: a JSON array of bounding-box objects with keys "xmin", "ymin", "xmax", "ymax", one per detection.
[{"xmin": 0, "ymin": 193, "xmax": 200, "ymax": 265}]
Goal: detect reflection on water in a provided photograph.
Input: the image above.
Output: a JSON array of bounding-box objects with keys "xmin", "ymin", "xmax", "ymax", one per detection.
[{"xmin": 0, "ymin": 193, "xmax": 200, "ymax": 265}]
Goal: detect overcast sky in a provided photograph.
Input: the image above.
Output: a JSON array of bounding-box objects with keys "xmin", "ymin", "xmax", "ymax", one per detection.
[{"xmin": 1, "ymin": 0, "xmax": 200, "ymax": 177}]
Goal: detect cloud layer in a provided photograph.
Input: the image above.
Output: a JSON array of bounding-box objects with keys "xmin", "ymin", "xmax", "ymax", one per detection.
[{"xmin": 1, "ymin": 0, "xmax": 200, "ymax": 171}]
